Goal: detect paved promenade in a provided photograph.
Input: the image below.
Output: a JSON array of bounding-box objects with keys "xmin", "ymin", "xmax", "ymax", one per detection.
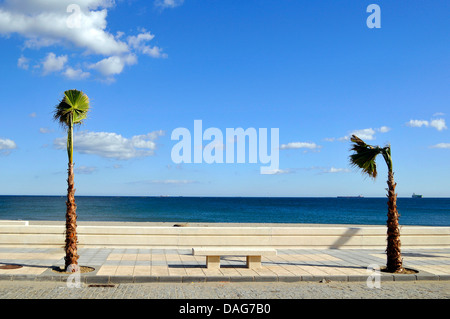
[
  {"xmin": 1, "ymin": 280, "xmax": 449, "ymax": 299},
  {"xmin": 1, "ymin": 247, "xmax": 449, "ymax": 284}
]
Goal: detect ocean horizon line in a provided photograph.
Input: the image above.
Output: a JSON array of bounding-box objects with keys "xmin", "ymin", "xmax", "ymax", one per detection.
[{"xmin": 1, "ymin": 194, "xmax": 449, "ymax": 199}]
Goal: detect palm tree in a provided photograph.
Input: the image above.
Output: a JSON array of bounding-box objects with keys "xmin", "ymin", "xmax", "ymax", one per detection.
[
  {"xmin": 349, "ymin": 135, "xmax": 405, "ymax": 273},
  {"xmin": 54, "ymin": 89, "xmax": 90, "ymax": 272}
]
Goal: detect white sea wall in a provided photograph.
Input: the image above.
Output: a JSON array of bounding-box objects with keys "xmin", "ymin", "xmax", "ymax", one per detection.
[{"xmin": 0, "ymin": 220, "xmax": 448, "ymax": 249}]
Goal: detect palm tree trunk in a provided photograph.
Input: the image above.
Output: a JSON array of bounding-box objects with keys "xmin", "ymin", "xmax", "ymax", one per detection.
[
  {"xmin": 65, "ymin": 163, "xmax": 79, "ymax": 271},
  {"xmin": 386, "ymin": 171, "xmax": 404, "ymax": 272}
]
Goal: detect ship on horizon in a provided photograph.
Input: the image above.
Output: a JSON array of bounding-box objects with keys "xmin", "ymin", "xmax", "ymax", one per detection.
[{"xmin": 412, "ymin": 193, "xmax": 423, "ymax": 198}]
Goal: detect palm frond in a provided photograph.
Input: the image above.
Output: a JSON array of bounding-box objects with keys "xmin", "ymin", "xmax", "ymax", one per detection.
[
  {"xmin": 382, "ymin": 146, "xmax": 393, "ymax": 172},
  {"xmin": 350, "ymin": 135, "xmax": 369, "ymax": 148},
  {"xmin": 54, "ymin": 89, "xmax": 90, "ymax": 128},
  {"xmin": 349, "ymin": 135, "xmax": 383, "ymax": 178}
]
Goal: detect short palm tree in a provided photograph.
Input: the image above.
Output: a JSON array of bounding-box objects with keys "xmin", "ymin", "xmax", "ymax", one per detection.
[
  {"xmin": 54, "ymin": 89, "xmax": 90, "ymax": 272},
  {"xmin": 349, "ymin": 135, "xmax": 405, "ymax": 273}
]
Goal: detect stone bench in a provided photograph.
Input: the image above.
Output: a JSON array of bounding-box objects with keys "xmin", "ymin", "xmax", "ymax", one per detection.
[{"xmin": 192, "ymin": 247, "xmax": 277, "ymax": 269}]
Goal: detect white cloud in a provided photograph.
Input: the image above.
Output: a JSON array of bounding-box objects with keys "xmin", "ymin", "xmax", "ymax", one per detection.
[
  {"xmin": 63, "ymin": 67, "xmax": 90, "ymax": 80},
  {"xmin": 53, "ymin": 130, "xmax": 165, "ymax": 160},
  {"xmin": 0, "ymin": 138, "xmax": 17, "ymax": 155},
  {"xmin": 39, "ymin": 127, "xmax": 53, "ymax": 134},
  {"xmin": 378, "ymin": 126, "xmax": 391, "ymax": 133},
  {"xmin": 141, "ymin": 45, "xmax": 166, "ymax": 58},
  {"xmin": 349, "ymin": 128, "xmax": 376, "ymax": 141},
  {"xmin": 407, "ymin": 119, "xmax": 429, "ymax": 128},
  {"xmin": 17, "ymin": 55, "xmax": 29, "ymax": 69},
  {"xmin": 297, "ymin": 166, "xmax": 351, "ymax": 174},
  {"xmin": 261, "ymin": 168, "xmax": 292, "ymax": 175},
  {"xmin": 430, "ymin": 143, "xmax": 450, "ymax": 149},
  {"xmin": 280, "ymin": 142, "xmax": 321, "ymax": 150},
  {"xmin": 155, "ymin": 0, "xmax": 184, "ymax": 9},
  {"xmin": 430, "ymin": 119, "xmax": 447, "ymax": 131},
  {"xmin": 75, "ymin": 165, "xmax": 97, "ymax": 174},
  {"xmin": 90, "ymin": 56, "xmax": 123, "ymax": 76},
  {"xmin": 89, "ymin": 54, "xmax": 137, "ymax": 77},
  {"xmin": 1, "ymin": 0, "xmax": 114, "ymax": 15},
  {"xmin": 127, "ymin": 30, "xmax": 167, "ymax": 58},
  {"xmin": 128, "ymin": 31, "xmax": 155, "ymax": 46},
  {"xmin": 337, "ymin": 128, "xmax": 376, "ymax": 141},
  {"xmin": 327, "ymin": 167, "xmax": 350, "ymax": 173},
  {"xmin": 333, "ymin": 126, "xmax": 390, "ymax": 142},
  {"xmin": 407, "ymin": 118, "xmax": 447, "ymax": 131},
  {"xmin": 42, "ymin": 52, "xmax": 67, "ymax": 74},
  {"xmin": 0, "ymin": 0, "xmax": 166, "ymax": 81},
  {"xmin": 0, "ymin": 1, "xmax": 126, "ymax": 55}
]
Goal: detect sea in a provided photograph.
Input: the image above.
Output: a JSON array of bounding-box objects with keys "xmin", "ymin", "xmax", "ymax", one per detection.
[{"xmin": 0, "ymin": 196, "xmax": 449, "ymax": 226}]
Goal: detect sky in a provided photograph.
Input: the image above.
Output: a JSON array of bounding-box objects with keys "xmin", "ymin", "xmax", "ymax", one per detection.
[{"xmin": 0, "ymin": 0, "xmax": 449, "ymax": 197}]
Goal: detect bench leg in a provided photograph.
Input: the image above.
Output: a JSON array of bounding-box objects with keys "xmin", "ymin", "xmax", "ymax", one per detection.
[
  {"xmin": 206, "ymin": 256, "xmax": 220, "ymax": 269},
  {"xmin": 246, "ymin": 256, "xmax": 261, "ymax": 269}
]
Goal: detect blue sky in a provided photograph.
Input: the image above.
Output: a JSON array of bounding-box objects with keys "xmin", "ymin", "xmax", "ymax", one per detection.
[{"xmin": 0, "ymin": 0, "xmax": 449, "ymax": 197}]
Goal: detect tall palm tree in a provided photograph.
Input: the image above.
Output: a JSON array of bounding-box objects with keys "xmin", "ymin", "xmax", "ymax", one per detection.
[
  {"xmin": 54, "ymin": 89, "xmax": 90, "ymax": 272},
  {"xmin": 349, "ymin": 135, "xmax": 405, "ymax": 273}
]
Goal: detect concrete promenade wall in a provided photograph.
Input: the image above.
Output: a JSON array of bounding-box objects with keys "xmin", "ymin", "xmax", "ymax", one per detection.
[{"xmin": 0, "ymin": 220, "xmax": 448, "ymax": 249}]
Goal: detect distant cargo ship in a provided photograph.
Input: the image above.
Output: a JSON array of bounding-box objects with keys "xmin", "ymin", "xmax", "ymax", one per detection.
[
  {"xmin": 412, "ymin": 193, "xmax": 423, "ymax": 198},
  {"xmin": 337, "ymin": 195, "xmax": 364, "ymax": 198}
]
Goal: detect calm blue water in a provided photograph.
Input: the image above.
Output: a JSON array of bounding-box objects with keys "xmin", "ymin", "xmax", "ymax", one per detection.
[{"xmin": 0, "ymin": 196, "xmax": 449, "ymax": 226}]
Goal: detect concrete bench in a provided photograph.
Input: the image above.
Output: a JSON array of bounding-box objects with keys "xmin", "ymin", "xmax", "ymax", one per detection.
[{"xmin": 192, "ymin": 247, "xmax": 277, "ymax": 269}]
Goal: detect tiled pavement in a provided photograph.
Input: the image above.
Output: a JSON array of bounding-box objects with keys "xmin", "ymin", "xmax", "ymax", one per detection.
[{"xmin": 0, "ymin": 247, "xmax": 449, "ymax": 284}]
